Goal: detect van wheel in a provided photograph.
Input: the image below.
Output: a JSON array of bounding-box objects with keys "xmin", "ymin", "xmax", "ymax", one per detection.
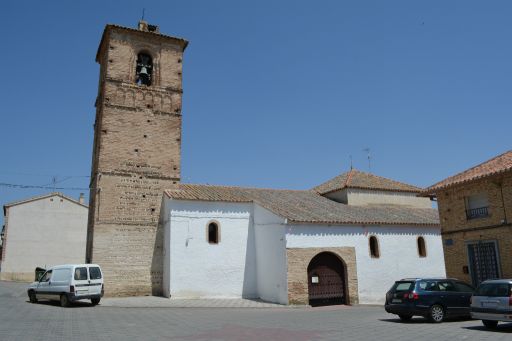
[
  {"xmin": 28, "ymin": 291, "xmax": 37, "ymax": 303},
  {"xmin": 428, "ymin": 304, "xmax": 444, "ymax": 323},
  {"xmin": 91, "ymin": 298, "xmax": 101, "ymax": 306},
  {"xmin": 60, "ymin": 294, "xmax": 70, "ymax": 307},
  {"xmin": 482, "ymin": 320, "xmax": 498, "ymax": 329}
]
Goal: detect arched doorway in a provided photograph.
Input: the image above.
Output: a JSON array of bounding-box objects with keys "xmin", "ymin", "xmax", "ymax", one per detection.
[{"xmin": 307, "ymin": 252, "xmax": 346, "ymax": 306}]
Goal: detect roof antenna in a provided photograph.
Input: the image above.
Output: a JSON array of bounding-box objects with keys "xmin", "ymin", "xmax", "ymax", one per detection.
[
  {"xmin": 349, "ymin": 155, "xmax": 353, "ymax": 170},
  {"xmin": 141, "ymin": 8, "xmax": 145, "ymax": 21},
  {"xmin": 363, "ymin": 148, "xmax": 371, "ymax": 173}
]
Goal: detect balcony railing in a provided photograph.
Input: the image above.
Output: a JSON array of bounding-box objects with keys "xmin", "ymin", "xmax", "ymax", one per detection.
[{"xmin": 466, "ymin": 206, "xmax": 489, "ymax": 220}]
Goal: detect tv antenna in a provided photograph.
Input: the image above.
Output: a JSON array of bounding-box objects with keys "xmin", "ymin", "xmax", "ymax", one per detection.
[
  {"xmin": 141, "ymin": 8, "xmax": 145, "ymax": 21},
  {"xmin": 363, "ymin": 148, "xmax": 371, "ymax": 172},
  {"xmin": 349, "ymin": 155, "xmax": 353, "ymax": 170}
]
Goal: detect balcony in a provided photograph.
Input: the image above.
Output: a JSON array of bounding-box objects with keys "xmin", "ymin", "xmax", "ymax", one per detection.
[{"xmin": 466, "ymin": 206, "xmax": 489, "ymax": 220}]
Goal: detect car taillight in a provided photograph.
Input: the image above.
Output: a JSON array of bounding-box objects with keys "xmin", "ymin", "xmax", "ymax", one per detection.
[
  {"xmin": 70, "ymin": 285, "xmax": 75, "ymax": 293},
  {"xmin": 403, "ymin": 292, "xmax": 419, "ymax": 300}
]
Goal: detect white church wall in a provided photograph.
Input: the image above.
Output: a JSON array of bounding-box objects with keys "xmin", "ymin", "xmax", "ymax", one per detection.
[
  {"xmin": 162, "ymin": 198, "xmax": 171, "ymax": 297},
  {"xmin": 253, "ymin": 204, "xmax": 288, "ymax": 304},
  {"xmin": 286, "ymin": 224, "xmax": 445, "ymax": 304},
  {"xmin": 164, "ymin": 200, "xmax": 258, "ymax": 298}
]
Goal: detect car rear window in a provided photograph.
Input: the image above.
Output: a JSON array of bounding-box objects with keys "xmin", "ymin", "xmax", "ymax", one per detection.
[
  {"xmin": 74, "ymin": 267, "xmax": 88, "ymax": 280},
  {"xmin": 89, "ymin": 267, "xmax": 102, "ymax": 280},
  {"xmin": 393, "ymin": 281, "xmax": 414, "ymax": 292},
  {"xmin": 475, "ymin": 283, "xmax": 512, "ymax": 297}
]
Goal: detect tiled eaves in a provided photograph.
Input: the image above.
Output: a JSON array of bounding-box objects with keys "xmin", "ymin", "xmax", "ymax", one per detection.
[{"xmin": 422, "ymin": 150, "xmax": 512, "ymax": 196}]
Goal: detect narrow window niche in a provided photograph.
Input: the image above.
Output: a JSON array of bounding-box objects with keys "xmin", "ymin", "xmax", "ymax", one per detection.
[
  {"xmin": 207, "ymin": 222, "xmax": 220, "ymax": 244},
  {"xmin": 417, "ymin": 236, "xmax": 427, "ymax": 257},
  {"xmin": 369, "ymin": 235, "xmax": 380, "ymax": 258}
]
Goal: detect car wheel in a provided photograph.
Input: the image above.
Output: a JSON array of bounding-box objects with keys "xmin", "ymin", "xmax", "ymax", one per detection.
[
  {"xmin": 28, "ymin": 291, "xmax": 38, "ymax": 303},
  {"xmin": 482, "ymin": 320, "xmax": 498, "ymax": 329},
  {"xmin": 428, "ymin": 304, "xmax": 444, "ymax": 323},
  {"xmin": 60, "ymin": 294, "xmax": 70, "ymax": 308},
  {"xmin": 398, "ymin": 314, "xmax": 413, "ymax": 321},
  {"xmin": 91, "ymin": 298, "xmax": 101, "ymax": 306}
]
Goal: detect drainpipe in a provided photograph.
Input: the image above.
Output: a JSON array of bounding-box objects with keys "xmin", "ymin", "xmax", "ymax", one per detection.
[{"xmin": 499, "ymin": 182, "xmax": 507, "ymax": 224}]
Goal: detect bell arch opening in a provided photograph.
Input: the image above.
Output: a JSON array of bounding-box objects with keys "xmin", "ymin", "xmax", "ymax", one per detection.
[
  {"xmin": 307, "ymin": 252, "xmax": 347, "ymax": 307},
  {"xmin": 136, "ymin": 52, "xmax": 153, "ymax": 86}
]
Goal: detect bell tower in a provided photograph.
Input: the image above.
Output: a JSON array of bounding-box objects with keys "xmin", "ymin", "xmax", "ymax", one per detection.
[{"xmin": 86, "ymin": 22, "xmax": 188, "ymax": 296}]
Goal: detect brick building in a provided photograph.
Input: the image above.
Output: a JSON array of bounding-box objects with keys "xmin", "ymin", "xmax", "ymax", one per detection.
[
  {"xmin": 422, "ymin": 150, "xmax": 512, "ymax": 286},
  {"xmin": 86, "ymin": 21, "xmax": 187, "ymax": 296}
]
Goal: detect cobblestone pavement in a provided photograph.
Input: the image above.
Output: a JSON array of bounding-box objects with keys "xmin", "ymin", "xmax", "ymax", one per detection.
[
  {"xmin": 1, "ymin": 281, "xmax": 511, "ymax": 341},
  {"xmin": 101, "ymin": 296, "xmax": 289, "ymax": 308}
]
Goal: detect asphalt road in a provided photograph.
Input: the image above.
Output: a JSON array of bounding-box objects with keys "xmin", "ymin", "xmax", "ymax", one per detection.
[{"xmin": 1, "ymin": 281, "xmax": 511, "ymax": 340}]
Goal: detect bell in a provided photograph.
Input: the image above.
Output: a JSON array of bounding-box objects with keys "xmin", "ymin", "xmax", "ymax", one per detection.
[{"xmin": 138, "ymin": 66, "xmax": 151, "ymax": 84}]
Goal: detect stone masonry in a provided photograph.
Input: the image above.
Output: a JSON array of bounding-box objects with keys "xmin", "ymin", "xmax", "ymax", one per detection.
[
  {"xmin": 436, "ymin": 172, "xmax": 512, "ymax": 284},
  {"xmin": 287, "ymin": 247, "xmax": 358, "ymax": 305},
  {"xmin": 86, "ymin": 23, "xmax": 188, "ymax": 296}
]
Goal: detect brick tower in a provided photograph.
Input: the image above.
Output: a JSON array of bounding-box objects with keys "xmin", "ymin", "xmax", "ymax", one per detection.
[{"xmin": 86, "ymin": 22, "xmax": 188, "ymax": 296}]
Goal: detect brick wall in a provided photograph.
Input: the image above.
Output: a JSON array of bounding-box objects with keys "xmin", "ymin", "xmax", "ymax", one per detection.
[
  {"xmin": 87, "ymin": 25, "xmax": 187, "ymax": 296},
  {"xmin": 286, "ymin": 247, "xmax": 358, "ymax": 305},
  {"xmin": 436, "ymin": 172, "xmax": 512, "ymax": 283}
]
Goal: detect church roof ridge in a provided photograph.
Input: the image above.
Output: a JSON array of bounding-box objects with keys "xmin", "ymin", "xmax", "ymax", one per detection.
[{"xmin": 312, "ymin": 169, "xmax": 422, "ymax": 195}]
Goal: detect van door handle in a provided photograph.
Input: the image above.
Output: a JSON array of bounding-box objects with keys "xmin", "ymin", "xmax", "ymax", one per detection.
[{"xmin": 48, "ymin": 281, "xmax": 51, "ymax": 285}]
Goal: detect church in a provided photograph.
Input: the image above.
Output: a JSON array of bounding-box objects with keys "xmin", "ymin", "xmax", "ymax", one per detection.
[{"xmin": 87, "ymin": 21, "xmax": 445, "ymax": 305}]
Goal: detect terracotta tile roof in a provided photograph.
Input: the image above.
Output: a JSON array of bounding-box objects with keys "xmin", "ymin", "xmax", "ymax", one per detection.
[
  {"xmin": 422, "ymin": 150, "xmax": 512, "ymax": 195},
  {"xmin": 312, "ymin": 169, "xmax": 422, "ymax": 195},
  {"xmin": 164, "ymin": 184, "xmax": 439, "ymax": 226}
]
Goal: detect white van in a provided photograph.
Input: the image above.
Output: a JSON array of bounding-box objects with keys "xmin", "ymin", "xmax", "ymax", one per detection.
[{"xmin": 27, "ymin": 264, "xmax": 104, "ymax": 307}]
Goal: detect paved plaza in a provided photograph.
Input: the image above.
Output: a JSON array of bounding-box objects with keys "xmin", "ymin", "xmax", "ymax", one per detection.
[{"xmin": 1, "ymin": 281, "xmax": 511, "ymax": 340}]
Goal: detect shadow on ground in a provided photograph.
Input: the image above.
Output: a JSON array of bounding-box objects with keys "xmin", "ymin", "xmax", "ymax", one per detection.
[
  {"xmin": 463, "ymin": 323, "xmax": 512, "ymax": 333},
  {"xmin": 25, "ymin": 299, "xmax": 97, "ymax": 309}
]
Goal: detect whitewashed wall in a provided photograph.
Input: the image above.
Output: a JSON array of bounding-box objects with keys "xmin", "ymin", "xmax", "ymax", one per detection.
[
  {"xmin": 326, "ymin": 189, "xmax": 432, "ymax": 208},
  {"xmin": 164, "ymin": 200, "xmax": 257, "ymax": 298},
  {"xmin": 253, "ymin": 204, "xmax": 288, "ymax": 304},
  {"xmin": 286, "ymin": 224, "xmax": 445, "ymax": 304},
  {"xmin": 1, "ymin": 195, "xmax": 88, "ymax": 281}
]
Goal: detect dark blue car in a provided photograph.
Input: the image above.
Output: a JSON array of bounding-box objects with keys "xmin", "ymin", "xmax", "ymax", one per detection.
[{"xmin": 385, "ymin": 278, "xmax": 475, "ymax": 323}]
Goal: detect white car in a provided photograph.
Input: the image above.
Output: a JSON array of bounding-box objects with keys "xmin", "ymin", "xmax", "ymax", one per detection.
[
  {"xmin": 470, "ymin": 279, "xmax": 512, "ymax": 329},
  {"xmin": 27, "ymin": 264, "xmax": 104, "ymax": 307}
]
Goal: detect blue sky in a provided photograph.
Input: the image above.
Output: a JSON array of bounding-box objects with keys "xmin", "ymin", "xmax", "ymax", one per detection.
[{"xmin": 1, "ymin": 1, "xmax": 511, "ymax": 225}]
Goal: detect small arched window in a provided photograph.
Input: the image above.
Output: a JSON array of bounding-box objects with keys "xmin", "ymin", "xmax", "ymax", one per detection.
[
  {"xmin": 417, "ymin": 236, "xmax": 427, "ymax": 257},
  {"xmin": 136, "ymin": 53, "xmax": 153, "ymax": 86},
  {"xmin": 207, "ymin": 222, "xmax": 219, "ymax": 244},
  {"xmin": 369, "ymin": 235, "xmax": 380, "ymax": 258}
]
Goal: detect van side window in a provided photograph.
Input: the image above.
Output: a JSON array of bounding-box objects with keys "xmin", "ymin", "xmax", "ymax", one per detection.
[
  {"xmin": 52, "ymin": 269, "xmax": 71, "ymax": 282},
  {"xmin": 40, "ymin": 270, "xmax": 52, "ymax": 282},
  {"xmin": 89, "ymin": 267, "xmax": 102, "ymax": 280},
  {"xmin": 74, "ymin": 267, "xmax": 88, "ymax": 280}
]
